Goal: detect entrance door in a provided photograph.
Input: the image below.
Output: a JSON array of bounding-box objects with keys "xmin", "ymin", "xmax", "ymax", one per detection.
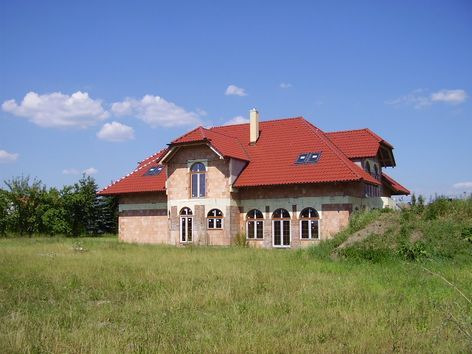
[
  {"xmin": 272, "ymin": 208, "xmax": 291, "ymax": 247},
  {"xmin": 179, "ymin": 207, "xmax": 193, "ymax": 243},
  {"xmin": 180, "ymin": 216, "xmax": 192, "ymax": 242}
]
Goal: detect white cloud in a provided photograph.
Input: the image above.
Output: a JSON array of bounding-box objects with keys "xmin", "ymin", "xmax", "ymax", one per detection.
[
  {"xmin": 83, "ymin": 167, "xmax": 98, "ymax": 176},
  {"xmin": 62, "ymin": 167, "xmax": 98, "ymax": 176},
  {"xmin": 453, "ymin": 181, "xmax": 472, "ymax": 190},
  {"xmin": 62, "ymin": 168, "xmax": 80, "ymax": 175},
  {"xmin": 431, "ymin": 89, "xmax": 467, "ymax": 104},
  {"xmin": 224, "ymin": 116, "xmax": 249, "ymax": 125},
  {"xmin": 111, "ymin": 95, "xmax": 201, "ymax": 128},
  {"xmin": 386, "ymin": 88, "xmax": 468, "ymax": 109},
  {"xmin": 385, "ymin": 89, "xmax": 431, "ymax": 109},
  {"xmin": 0, "ymin": 149, "xmax": 19, "ymax": 163},
  {"xmin": 2, "ymin": 91, "xmax": 109, "ymax": 128},
  {"xmin": 225, "ymin": 85, "xmax": 247, "ymax": 96},
  {"xmin": 279, "ymin": 83, "xmax": 292, "ymax": 89},
  {"xmin": 97, "ymin": 121, "xmax": 135, "ymax": 142}
]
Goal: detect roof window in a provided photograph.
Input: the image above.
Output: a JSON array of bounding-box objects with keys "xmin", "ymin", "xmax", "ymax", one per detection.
[
  {"xmin": 143, "ymin": 165, "xmax": 163, "ymax": 176},
  {"xmin": 295, "ymin": 152, "xmax": 321, "ymax": 164}
]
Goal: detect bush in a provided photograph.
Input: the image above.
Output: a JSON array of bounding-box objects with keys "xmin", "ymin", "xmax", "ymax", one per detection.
[{"xmin": 233, "ymin": 232, "xmax": 248, "ymax": 247}]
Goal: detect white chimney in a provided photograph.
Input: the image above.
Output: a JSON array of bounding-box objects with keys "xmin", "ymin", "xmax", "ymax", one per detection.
[{"xmin": 249, "ymin": 108, "xmax": 259, "ymax": 144}]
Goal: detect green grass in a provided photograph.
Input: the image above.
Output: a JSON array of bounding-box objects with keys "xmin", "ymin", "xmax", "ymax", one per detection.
[{"xmin": 1, "ymin": 237, "xmax": 471, "ymax": 352}]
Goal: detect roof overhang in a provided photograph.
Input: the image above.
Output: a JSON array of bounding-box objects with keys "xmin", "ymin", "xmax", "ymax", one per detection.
[{"xmin": 160, "ymin": 140, "xmax": 224, "ymax": 164}]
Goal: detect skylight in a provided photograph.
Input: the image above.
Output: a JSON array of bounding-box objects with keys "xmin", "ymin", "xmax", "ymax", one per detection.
[
  {"xmin": 143, "ymin": 165, "xmax": 163, "ymax": 176},
  {"xmin": 295, "ymin": 153, "xmax": 309, "ymax": 164},
  {"xmin": 296, "ymin": 152, "xmax": 321, "ymax": 164}
]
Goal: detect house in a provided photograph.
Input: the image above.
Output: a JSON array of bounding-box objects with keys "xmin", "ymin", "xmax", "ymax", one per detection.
[{"xmin": 98, "ymin": 110, "xmax": 409, "ymax": 248}]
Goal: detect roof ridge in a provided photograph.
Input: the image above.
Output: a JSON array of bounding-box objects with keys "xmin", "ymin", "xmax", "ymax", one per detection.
[
  {"xmin": 171, "ymin": 125, "xmax": 205, "ymax": 143},
  {"xmin": 211, "ymin": 116, "xmax": 304, "ymax": 129},
  {"xmin": 302, "ymin": 119, "xmax": 378, "ymax": 184},
  {"xmin": 138, "ymin": 147, "xmax": 167, "ymax": 165},
  {"xmin": 326, "ymin": 128, "xmax": 370, "ymax": 135}
]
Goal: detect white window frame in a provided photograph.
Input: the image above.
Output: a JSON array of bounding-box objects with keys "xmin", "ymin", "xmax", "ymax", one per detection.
[
  {"xmin": 272, "ymin": 219, "xmax": 291, "ymax": 248},
  {"xmin": 179, "ymin": 207, "xmax": 193, "ymax": 243},
  {"xmin": 190, "ymin": 162, "xmax": 206, "ymax": 198},
  {"xmin": 299, "ymin": 219, "xmax": 320, "ymax": 240},
  {"xmin": 246, "ymin": 219, "xmax": 264, "ymax": 240}
]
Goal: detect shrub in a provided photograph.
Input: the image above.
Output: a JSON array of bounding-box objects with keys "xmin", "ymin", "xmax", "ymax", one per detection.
[{"xmin": 233, "ymin": 232, "xmax": 248, "ymax": 247}]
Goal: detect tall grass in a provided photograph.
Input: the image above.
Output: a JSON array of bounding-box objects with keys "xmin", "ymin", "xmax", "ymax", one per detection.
[{"xmin": 1, "ymin": 237, "xmax": 471, "ymax": 352}]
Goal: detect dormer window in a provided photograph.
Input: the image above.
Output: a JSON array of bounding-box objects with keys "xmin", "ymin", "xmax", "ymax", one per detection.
[{"xmin": 190, "ymin": 162, "xmax": 206, "ymax": 198}]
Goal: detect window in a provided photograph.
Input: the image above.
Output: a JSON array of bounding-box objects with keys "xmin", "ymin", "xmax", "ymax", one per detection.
[
  {"xmin": 190, "ymin": 162, "xmax": 206, "ymax": 198},
  {"xmin": 306, "ymin": 152, "xmax": 321, "ymax": 163},
  {"xmin": 180, "ymin": 207, "xmax": 193, "ymax": 242},
  {"xmin": 207, "ymin": 209, "xmax": 223, "ymax": 229},
  {"xmin": 296, "ymin": 152, "xmax": 321, "ymax": 164},
  {"xmin": 364, "ymin": 161, "xmax": 371, "ymax": 174},
  {"xmin": 373, "ymin": 164, "xmax": 380, "ymax": 179},
  {"xmin": 299, "ymin": 207, "xmax": 320, "ymax": 239},
  {"xmin": 246, "ymin": 209, "xmax": 263, "ymax": 239},
  {"xmin": 143, "ymin": 165, "xmax": 163, "ymax": 176},
  {"xmin": 272, "ymin": 208, "xmax": 291, "ymax": 247},
  {"xmin": 296, "ymin": 153, "xmax": 309, "ymax": 164}
]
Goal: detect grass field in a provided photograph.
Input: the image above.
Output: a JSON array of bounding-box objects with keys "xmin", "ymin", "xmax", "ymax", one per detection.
[{"xmin": 0, "ymin": 236, "xmax": 471, "ymax": 353}]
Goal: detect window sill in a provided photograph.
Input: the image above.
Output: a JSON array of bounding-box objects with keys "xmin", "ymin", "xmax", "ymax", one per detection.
[{"xmin": 247, "ymin": 238, "xmax": 264, "ymax": 241}]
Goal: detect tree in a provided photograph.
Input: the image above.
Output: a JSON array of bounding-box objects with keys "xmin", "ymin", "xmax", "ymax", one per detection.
[
  {"xmin": 3, "ymin": 176, "xmax": 46, "ymax": 236},
  {"xmin": 0, "ymin": 188, "xmax": 9, "ymax": 235},
  {"xmin": 411, "ymin": 193, "xmax": 416, "ymax": 206}
]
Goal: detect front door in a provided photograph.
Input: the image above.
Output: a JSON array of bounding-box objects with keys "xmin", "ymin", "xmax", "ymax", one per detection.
[
  {"xmin": 273, "ymin": 220, "xmax": 290, "ymax": 247},
  {"xmin": 180, "ymin": 217, "xmax": 193, "ymax": 242}
]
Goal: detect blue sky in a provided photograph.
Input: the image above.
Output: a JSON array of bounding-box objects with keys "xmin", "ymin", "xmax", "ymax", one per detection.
[{"xmin": 1, "ymin": 0, "xmax": 471, "ymax": 198}]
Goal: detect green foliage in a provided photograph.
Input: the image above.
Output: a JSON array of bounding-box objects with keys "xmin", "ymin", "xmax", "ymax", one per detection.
[
  {"xmin": 0, "ymin": 237, "xmax": 470, "ymax": 352},
  {"xmin": 0, "ymin": 175, "xmax": 117, "ymax": 237},
  {"xmin": 314, "ymin": 198, "xmax": 472, "ymax": 263},
  {"xmin": 308, "ymin": 208, "xmax": 385, "ymax": 259},
  {"xmin": 233, "ymin": 232, "xmax": 248, "ymax": 247}
]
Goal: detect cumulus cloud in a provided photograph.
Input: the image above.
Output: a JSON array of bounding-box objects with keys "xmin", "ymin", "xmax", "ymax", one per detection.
[
  {"xmin": 2, "ymin": 91, "xmax": 109, "ymax": 128},
  {"xmin": 0, "ymin": 149, "xmax": 19, "ymax": 163},
  {"xmin": 111, "ymin": 95, "xmax": 201, "ymax": 128},
  {"xmin": 453, "ymin": 181, "xmax": 472, "ymax": 190},
  {"xmin": 279, "ymin": 83, "xmax": 292, "ymax": 89},
  {"xmin": 386, "ymin": 89, "xmax": 468, "ymax": 109},
  {"xmin": 62, "ymin": 168, "xmax": 80, "ymax": 175},
  {"xmin": 83, "ymin": 167, "xmax": 98, "ymax": 175},
  {"xmin": 62, "ymin": 167, "xmax": 98, "ymax": 175},
  {"xmin": 431, "ymin": 89, "xmax": 467, "ymax": 104},
  {"xmin": 224, "ymin": 116, "xmax": 249, "ymax": 125},
  {"xmin": 225, "ymin": 85, "xmax": 247, "ymax": 96},
  {"xmin": 97, "ymin": 121, "xmax": 135, "ymax": 142}
]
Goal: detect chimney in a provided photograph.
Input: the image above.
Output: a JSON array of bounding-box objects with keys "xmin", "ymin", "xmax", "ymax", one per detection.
[{"xmin": 249, "ymin": 108, "xmax": 259, "ymax": 144}]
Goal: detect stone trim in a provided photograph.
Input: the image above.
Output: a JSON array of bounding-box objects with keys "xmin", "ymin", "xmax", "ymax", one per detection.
[
  {"xmin": 120, "ymin": 209, "xmax": 167, "ymax": 217},
  {"xmin": 119, "ymin": 202, "xmax": 167, "ymax": 212}
]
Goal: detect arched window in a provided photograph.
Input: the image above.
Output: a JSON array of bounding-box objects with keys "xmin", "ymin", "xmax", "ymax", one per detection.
[
  {"xmin": 272, "ymin": 208, "xmax": 291, "ymax": 247},
  {"xmin": 364, "ymin": 161, "xmax": 371, "ymax": 174},
  {"xmin": 246, "ymin": 209, "xmax": 263, "ymax": 239},
  {"xmin": 190, "ymin": 162, "xmax": 206, "ymax": 198},
  {"xmin": 180, "ymin": 207, "xmax": 193, "ymax": 242},
  {"xmin": 374, "ymin": 164, "xmax": 379, "ymax": 179},
  {"xmin": 299, "ymin": 207, "xmax": 320, "ymax": 239},
  {"xmin": 207, "ymin": 208, "xmax": 223, "ymax": 229}
]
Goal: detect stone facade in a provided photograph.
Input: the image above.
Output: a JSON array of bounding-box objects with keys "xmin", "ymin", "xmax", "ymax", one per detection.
[{"xmin": 116, "ymin": 143, "xmax": 398, "ymax": 248}]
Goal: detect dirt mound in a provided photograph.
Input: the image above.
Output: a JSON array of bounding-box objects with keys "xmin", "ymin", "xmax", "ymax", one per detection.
[{"xmin": 331, "ymin": 213, "xmax": 400, "ymax": 257}]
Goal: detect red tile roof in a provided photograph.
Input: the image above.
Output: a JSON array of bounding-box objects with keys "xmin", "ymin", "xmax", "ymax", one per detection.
[
  {"xmin": 325, "ymin": 128, "xmax": 392, "ymax": 158},
  {"xmin": 210, "ymin": 118, "xmax": 380, "ymax": 187},
  {"xmin": 98, "ymin": 117, "xmax": 406, "ymax": 195},
  {"xmin": 171, "ymin": 126, "xmax": 249, "ymax": 161},
  {"xmin": 98, "ymin": 149, "xmax": 167, "ymax": 195},
  {"xmin": 382, "ymin": 172, "xmax": 410, "ymax": 195}
]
